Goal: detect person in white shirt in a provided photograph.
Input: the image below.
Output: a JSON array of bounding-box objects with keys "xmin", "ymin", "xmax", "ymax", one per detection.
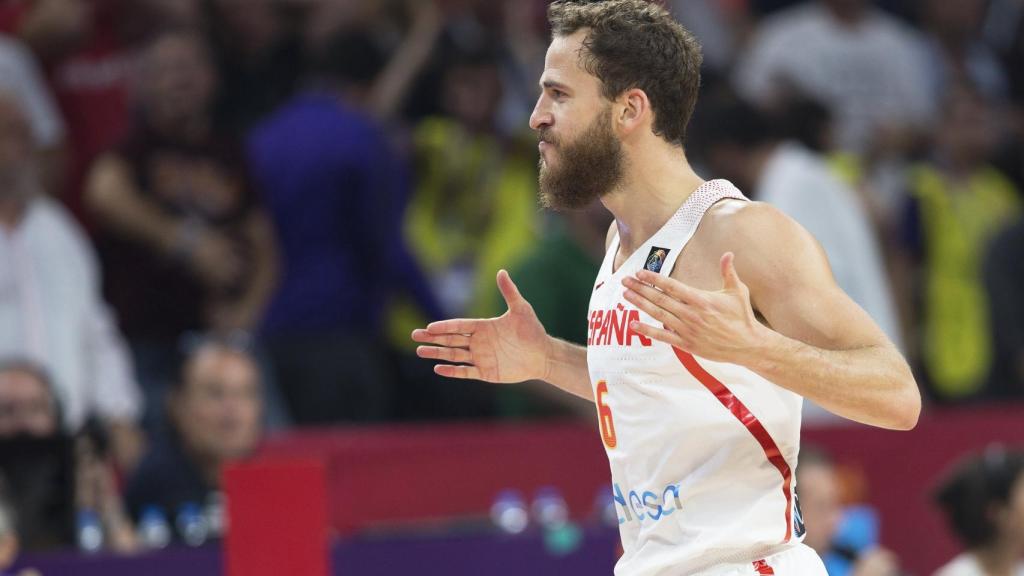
[
  {"xmin": 733, "ymin": 0, "xmax": 934, "ymax": 156},
  {"xmin": 933, "ymin": 448, "xmax": 1024, "ymax": 576},
  {"xmin": 0, "ymin": 88, "xmax": 143, "ymax": 470}
]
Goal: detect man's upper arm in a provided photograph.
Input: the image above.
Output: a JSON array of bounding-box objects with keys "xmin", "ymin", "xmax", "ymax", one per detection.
[{"xmin": 727, "ymin": 203, "xmax": 893, "ymax": 352}]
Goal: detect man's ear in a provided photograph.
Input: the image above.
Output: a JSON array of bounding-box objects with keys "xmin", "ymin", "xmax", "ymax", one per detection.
[{"xmin": 616, "ymin": 88, "xmax": 651, "ymax": 137}]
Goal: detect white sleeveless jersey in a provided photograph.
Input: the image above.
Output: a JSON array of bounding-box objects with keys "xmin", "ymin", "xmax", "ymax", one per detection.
[{"xmin": 587, "ymin": 180, "xmax": 806, "ymax": 575}]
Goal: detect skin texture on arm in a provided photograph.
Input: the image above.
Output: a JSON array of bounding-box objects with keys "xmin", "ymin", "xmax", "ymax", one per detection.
[
  {"xmin": 622, "ymin": 201, "xmax": 921, "ymax": 430},
  {"xmin": 85, "ymin": 153, "xmax": 182, "ymax": 255}
]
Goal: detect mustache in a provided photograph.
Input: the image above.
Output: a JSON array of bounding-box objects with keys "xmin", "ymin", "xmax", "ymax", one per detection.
[{"xmin": 537, "ymin": 130, "xmax": 557, "ymax": 145}]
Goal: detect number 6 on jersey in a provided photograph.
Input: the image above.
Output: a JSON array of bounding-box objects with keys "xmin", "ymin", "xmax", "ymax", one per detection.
[{"xmin": 596, "ymin": 380, "xmax": 617, "ymax": 449}]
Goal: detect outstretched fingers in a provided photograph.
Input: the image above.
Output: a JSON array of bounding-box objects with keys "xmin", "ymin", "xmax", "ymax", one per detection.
[
  {"xmin": 411, "ymin": 329, "xmax": 471, "ymax": 348},
  {"xmin": 434, "ymin": 363, "xmax": 482, "ymax": 380},
  {"xmin": 424, "ymin": 318, "xmax": 479, "ymax": 335},
  {"xmin": 497, "ymin": 269, "xmax": 528, "ymax": 313},
  {"xmin": 416, "ymin": 345, "xmax": 472, "ymax": 364}
]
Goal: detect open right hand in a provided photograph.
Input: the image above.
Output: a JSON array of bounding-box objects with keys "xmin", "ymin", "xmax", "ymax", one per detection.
[{"xmin": 412, "ymin": 270, "xmax": 550, "ymax": 383}]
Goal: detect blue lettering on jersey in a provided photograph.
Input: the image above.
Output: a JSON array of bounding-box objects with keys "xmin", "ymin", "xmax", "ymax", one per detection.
[{"xmin": 613, "ymin": 482, "xmax": 683, "ymax": 525}]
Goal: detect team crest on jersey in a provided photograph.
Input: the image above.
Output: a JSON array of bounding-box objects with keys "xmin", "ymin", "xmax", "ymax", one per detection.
[
  {"xmin": 793, "ymin": 494, "xmax": 806, "ymax": 538},
  {"xmin": 644, "ymin": 247, "xmax": 670, "ymax": 273}
]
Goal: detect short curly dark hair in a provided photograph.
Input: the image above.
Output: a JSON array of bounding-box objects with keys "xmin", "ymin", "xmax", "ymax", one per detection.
[{"xmin": 547, "ymin": 0, "xmax": 702, "ymax": 147}]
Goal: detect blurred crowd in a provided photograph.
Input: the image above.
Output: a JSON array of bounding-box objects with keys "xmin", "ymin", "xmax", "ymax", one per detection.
[{"xmin": 0, "ymin": 0, "xmax": 1022, "ymax": 569}]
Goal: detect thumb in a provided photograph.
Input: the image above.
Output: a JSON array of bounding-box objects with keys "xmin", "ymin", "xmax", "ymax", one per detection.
[
  {"xmin": 720, "ymin": 252, "xmax": 742, "ymax": 291},
  {"xmin": 497, "ymin": 269, "xmax": 528, "ymax": 311}
]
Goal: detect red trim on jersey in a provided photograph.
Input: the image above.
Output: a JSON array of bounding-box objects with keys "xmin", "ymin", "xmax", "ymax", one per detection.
[
  {"xmin": 752, "ymin": 559, "xmax": 776, "ymax": 575},
  {"xmin": 672, "ymin": 349, "xmax": 794, "ymax": 543}
]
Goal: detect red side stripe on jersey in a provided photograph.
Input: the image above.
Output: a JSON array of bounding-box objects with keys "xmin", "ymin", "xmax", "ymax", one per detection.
[
  {"xmin": 752, "ymin": 559, "xmax": 775, "ymax": 575},
  {"xmin": 672, "ymin": 349, "xmax": 794, "ymax": 543}
]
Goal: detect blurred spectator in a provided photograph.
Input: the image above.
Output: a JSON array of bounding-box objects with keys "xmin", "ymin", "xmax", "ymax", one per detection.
[
  {"xmin": 125, "ymin": 335, "xmax": 262, "ymax": 538},
  {"xmin": 692, "ymin": 96, "xmax": 902, "ymax": 351},
  {"xmin": 0, "ymin": 360, "xmax": 57, "ymax": 438},
  {"xmin": 204, "ymin": 0, "xmax": 303, "ymax": 137},
  {"xmin": 247, "ymin": 30, "xmax": 441, "ymax": 424},
  {"xmin": 985, "ymin": 218, "xmax": 1024, "ymax": 398},
  {"xmin": 733, "ymin": 0, "xmax": 934, "ymax": 156},
  {"xmin": 733, "ymin": 0, "xmax": 934, "ymax": 225},
  {"xmin": 0, "ymin": 89, "xmax": 142, "ymax": 469},
  {"xmin": 919, "ymin": 0, "xmax": 1009, "ymax": 106},
  {"xmin": 0, "ymin": 0, "xmax": 203, "ymax": 225},
  {"xmin": 85, "ymin": 29, "xmax": 278, "ymax": 432},
  {"xmin": 797, "ymin": 447, "xmax": 901, "ymax": 576},
  {"xmin": 0, "ymin": 360, "xmax": 135, "ymax": 553},
  {"xmin": 404, "ymin": 43, "xmax": 539, "ymax": 320},
  {"xmin": 933, "ymin": 447, "xmax": 1024, "ymax": 575},
  {"xmin": 669, "ymin": 0, "xmax": 752, "ymax": 80},
  {"xmin": 0, "ymin": 33, "xmax": 64, "ymax": 197},
  {"xmin": 898, "ymin": 83, "xmax": 1021, "ymax": 402}
]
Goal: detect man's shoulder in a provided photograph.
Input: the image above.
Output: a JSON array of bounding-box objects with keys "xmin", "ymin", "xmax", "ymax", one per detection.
[{"xmin": 701, "ymin": 198, "xmax": 800, "ymax": 249}]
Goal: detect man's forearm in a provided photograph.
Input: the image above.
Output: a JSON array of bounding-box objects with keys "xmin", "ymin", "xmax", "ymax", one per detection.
[
  {"xmin": 542, "ymin": 337, "xmax": 594, "ymax": 402},
  {"xmin": 747, "ymin": 330, "xmax": 920, "ymax": 430}
]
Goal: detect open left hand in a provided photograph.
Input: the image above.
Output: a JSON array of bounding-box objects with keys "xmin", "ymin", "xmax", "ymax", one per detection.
[{"xmin": 621, "ymin": 252, "xmax": 769, "ymax": 364}]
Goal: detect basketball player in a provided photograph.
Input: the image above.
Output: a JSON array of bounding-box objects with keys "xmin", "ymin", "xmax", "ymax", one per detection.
[{"xmin": 411, "ymin": 1, "xmax": 921, "ymax": 574}]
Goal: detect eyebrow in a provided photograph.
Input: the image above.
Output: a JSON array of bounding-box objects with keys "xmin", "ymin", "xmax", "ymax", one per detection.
[{"xmin": 541, "ymin": 80, "xmax": 571, "ymax": 92}]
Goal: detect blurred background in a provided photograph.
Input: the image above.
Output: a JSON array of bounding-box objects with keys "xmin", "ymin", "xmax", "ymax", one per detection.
[{"xmin": 0, "ymin": 0, "xmax": 1022, "ymax": 574}]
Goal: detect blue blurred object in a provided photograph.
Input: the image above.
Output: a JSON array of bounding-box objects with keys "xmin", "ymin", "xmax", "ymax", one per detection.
[{"xmin": 822, "ymin": 505, "xmax": 880, "ymax": 576}]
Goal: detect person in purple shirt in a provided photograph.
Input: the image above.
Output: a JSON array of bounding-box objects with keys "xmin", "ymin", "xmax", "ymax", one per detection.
[{"xmin": 247, "ymin": 32, "xmax": 442, "ymax": 424}]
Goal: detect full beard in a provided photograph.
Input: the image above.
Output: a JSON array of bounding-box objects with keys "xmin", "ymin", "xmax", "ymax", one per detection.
[{"xmin": 538, "ymin": 110, "xmax": 623, "ymax": 211}]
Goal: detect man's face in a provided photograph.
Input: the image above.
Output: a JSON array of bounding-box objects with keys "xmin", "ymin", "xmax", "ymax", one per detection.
[
  {"xmin": 0, "ymin": 369, "xmax": 58, "ymax": 438},
  {"xmin": 142, "ymin": 34, "xmax": 216, "ymax": 127},
  {"xmin": 175, "ymin": 347, "xmax": 262, "ymax": 463},
  {"xmin": 796, "ymin": 463, "xmax": 843, "ymax": 553},
  {"xmin": 0, "ymin": 94, "xmax": 33, "ymax": 196},
  {"xmin": 530, "ymin": 30, "xmax": 624, "ymax": 211}
]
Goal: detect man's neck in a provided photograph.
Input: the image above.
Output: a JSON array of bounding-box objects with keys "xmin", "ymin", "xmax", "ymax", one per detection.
[{"xmin": 601, "ymin": 143, "xmax": 704, "ymax": 258}]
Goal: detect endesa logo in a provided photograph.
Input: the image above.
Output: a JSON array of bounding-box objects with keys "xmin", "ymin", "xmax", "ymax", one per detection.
[
  {"xmin": 588, "ymin": 304, "xmax": 652, "ymax": 347},
  {"xmin": 614, "ymin": 482, "xmax": 683, "ymax": 524}
]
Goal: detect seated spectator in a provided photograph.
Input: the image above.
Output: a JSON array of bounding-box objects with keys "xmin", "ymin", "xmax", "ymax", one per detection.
[
  {"xmin": 797, "ymin": 446, "xmax": 901, "ymax": 576},
  {"xmin": 85, "ymin": 28, "xmax": 278, "ymax": 434},
  {"xmin": 0, "ymin": 360, "xmax": 58, "ymax": 439},
  {"xmin": 0, "ymin": 89, "xmax": 143, "ymax": 471},
  {"xmin": 0, "ymin": 359, "xmax": 135, "ymax": 553},
  {"xmin": 933, "ymin": 447, "xmax": 1024, "ymax": 575},
  {"xmin": 898, "ymin": 83, "xmax": 1021, "ymax": 401},
  {"xmin": 125, "ymin": 335, "xmax": 262, "ymax": 540}
]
